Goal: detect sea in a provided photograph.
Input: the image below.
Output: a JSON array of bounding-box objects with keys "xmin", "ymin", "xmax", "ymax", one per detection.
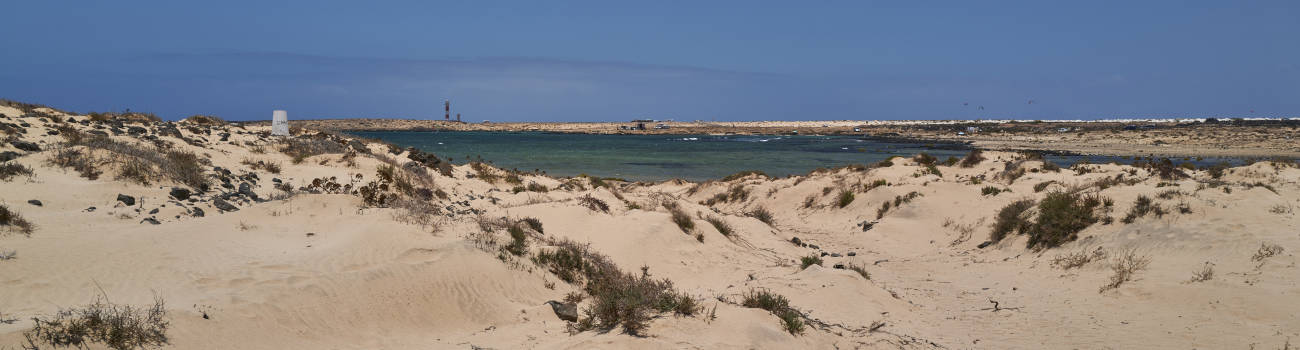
[{"xmin": 350, "ymin": 131, "xmax": 1237, "ymax": 182}]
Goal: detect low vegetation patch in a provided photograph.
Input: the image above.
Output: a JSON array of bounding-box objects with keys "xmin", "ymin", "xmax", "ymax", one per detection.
[
  {"xmin": 981, "ymin": 186, "xmax": 1007, "ymax": 196},
  {"xmin": 1052, "ymin": 246, "xmax": 1106, "ymax": 270},
  {"xmin": 799, "ymin": 254, "xmax": 823, "ymax": 269},
  {"xmin": 1252, "ymin": 242, "xmax": 1284, "ymax": 261},
  {"xmin": 1099, "ymin": 249, "xmax": 1150, "ymax": 293},
  {"xmin": 1187, "ymin": 262, "xmax": 1214, "ymax": 283},
  {"xmin": 958, "ymin": 149, "xmax": 985, "ymax": 168},
  {"xmin": 835, "ymin": 190, "xmax": 855, "ymax": 208},
  {"xmin": 0, "ymin": 204, "xmax": 36, "ymax": 236},
  {"xmin": 0, "ymin": 162, "xmax": 34, "ymax": 181},
  {"xmin": 741, "ymin": 289, "xmax": 804, "ymax": 335},
  {"xmin": 577, "ymin": 194, "xmax": 610, "ymax": 213},
  {"xmin": 990, "ymin": 199, "xmax": 1036, "ymax": 242},
  {"xmin": 704, "ymin": 216, "xmax": 733, "ymax": 237},
  {"xmin": 747, "ymin": 206, "xmax": 775, "ymax": 226},
  {"xmin": 23, "ymin": 294, "xmax": 169, "ymax": 350},
  {"xmin": 721, "ymin": 170, "xmax": 767, "ymax": 182},
  {"xmin": 668, "ymin": 204, "xmax": 694, "ymax": 233},
  {"xmin": 845, "ymin": 262, "xmax": 870, "ymax": 279},
  {"xmin": 1121, "ymin": 195, "xmax": 1164, "ymax": 224},
  {"xmin": 534, "ymin": 239, "xmax": 698, "ymax": 336},
  {"xmin": 1033, "ymin": 180, "xmax": 1057, "ymax": 192}
]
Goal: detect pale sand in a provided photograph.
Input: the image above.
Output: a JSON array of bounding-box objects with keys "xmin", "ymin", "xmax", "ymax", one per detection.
[{"xmin": 1, "ymin": 105, "xmax": 1298, "ymax": 349}]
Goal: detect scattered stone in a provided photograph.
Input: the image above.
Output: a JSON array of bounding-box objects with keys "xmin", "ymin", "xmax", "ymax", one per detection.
[
  {"xmin": 127, "ymin": 126, "xmax": 147, "ymax": 134},
  {"xmin": 27, "ymin": 199, "xmax": 42, "ymax": 207},
  {"xmin": 847, "ymin": 252, "xmax": 856, "ymax": 257},
  {"xmin": 809, "ymin": 244, "xmax": 820, "ymax": 250},
  {"xmin": 169, "ymin": 187, "xmax": 192, "ymax": 200},
  {"xmin": 191, "ymin": 207, "xmax": 205, "ymax": 217},
  {"xmin": 116, "ymin": 194, "xmax": 136, "ymax": 206},
  {"xmin": 85, "ymin": 206, "xmax": 96, "ymax": 212},
  {"xmin": 213, "ymin": 198, "xmax": 239, "ymax": 212},
  {"xmin": 830, "ymin": 253, "xmax": 842, "ymax": 257},
  {"xmin": 545, "ymin": 301, "xmax": 579, "ymax": 322},
  {"xmin": 860, "ymin": 220, "xmax": 877, "ymax": 232},
  {"xmin": 790, "ymin": 237, "xmax": 802, "ymax": 246},
  {"xmin": 140, "ymin": 217, "xmax": 161, "ymax": 225},
  {"xmin": 306, "ymin": 232, "xmax": 315, "ymax": 237},
  {"xmin": 833, "ymin": 264, "xmax": 845, "ymax": 269},
  {"xmin": 148, "ymin": 208, "xmax": 159, "ymax": 214},
  {"xmin": 820, "ymin": 252, "xmax": 828, "ymax": 257},
  {"xmin": 977, "ymin": 241, "xmax": 994, "ymax": 249}
]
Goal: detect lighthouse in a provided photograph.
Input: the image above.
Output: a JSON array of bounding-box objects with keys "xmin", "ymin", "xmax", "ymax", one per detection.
[{"xmin": 444, "ymin": 100, "xmax": 450, "ymax": 120}]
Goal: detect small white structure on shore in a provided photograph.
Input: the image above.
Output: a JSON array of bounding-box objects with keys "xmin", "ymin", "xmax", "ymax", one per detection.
[{"xmin": 271, "ymin": 110, "xmax": 289, "ymax": 136}]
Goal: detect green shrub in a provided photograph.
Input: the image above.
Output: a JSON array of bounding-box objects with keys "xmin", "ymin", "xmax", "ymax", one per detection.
[
  {"xmin": 990, "ymin": 199, "xmax": 1035, "ymax": 242},
  {"xmin": 536, "ymin": 239, "xmax": 697, "ymax": 335},
  {"xmin": 504, "ymin": 225, "xmax": 528, "ymax": 256},
  {"xmin": 836, "ymin": 190, "xmax": 855, "ymax": 208},
  {"xmin": 799, "ymin": 255, "xmax": 823, "ymax": 269},
  {"xmin": 741, "ymin": 289, "xmax": 803, "ymax": 335},
  {"xmin": 914, "ymin": 153, "xmax": 937, "ymax": 166},
  {"xmin": 981, "ymin": 186, "xmax": 1006, "ymax": 196},
  {"xmin": 1121, "ymin": 195, "xmax": 1164, "ymax": 223},
  {"xmin": 1028, "ymin": 191, "xmax": 1102, "ymax": 249},
  {"xmin": 669, "ymin": 205, "xmax": 694, "ymax": 233},
  {"xmin": 23, "ymin": 294, "xmax": 168, "ymax": 350}
]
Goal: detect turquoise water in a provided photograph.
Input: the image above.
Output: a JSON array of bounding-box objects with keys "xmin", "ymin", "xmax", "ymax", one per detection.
[{"xmin": 350, "ymin": 131, "xmax": 1229, "ymax": 182}]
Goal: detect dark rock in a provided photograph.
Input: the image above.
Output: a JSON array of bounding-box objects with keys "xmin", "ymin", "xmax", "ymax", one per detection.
[
  {"xmin": 157, "ymin": 125, "xmax": 182, "ymax": 138},
  {"xmin": 0, "ymin": 151, "xmax": 20, "ymax": 162},
  {"xmin": 47, "ymin": 129, "xmax": 59, "ymax": 136},
  {"xmin": 141, "ymin": 217, "xmax": 161, "ymax": 225},
  {"xmin": 833, "ymin": 264, "xmax": 845, "ymax": 269},
  {"xmin": 977, "ymin": 241, "xmax": 994, "ymax": 249},
  {"xmin": 847, "ymin": 252, "xmax": 856, "ymax": 257},
  {"xmin": 545, "ymin": 301, "xmax": 579, "ymax": 322},
  {"xmin": 809, "ymin": 244, "xmax": 820, "ymax": 250},
  {"xmin": 861, "ymin": 221, "xmax": 876, "ymax": 232},
  {"xmin": 219, "ymin": 133, "xmax": 230, "ymax": 141},
  {"xmin": 27, "ymin": 199, "xmax": 42, "ymax": 206},
  {"xmin": 790, "ymin": 237, "xmax": 802, "ymax": 246},
  {"xmin": 148, "ymin": 208, "xmax": 159, "ymax": 214},
  {"xmin": 213, "ymin": 198, "xmax": 238, "ymax": 212},
  {"xmin": 116, "ymin": 194, "xmax": 136, "ymax": 206},
  {"xmin": 127, "ymin": 126, "xmax": 147, "ymax": 134},
  {"xmin": 191, "ymin": 207, "xmax": 205, "ymax": 217},
  {"xmin": 87, "ymin": 130, "xmax": 108, "ymax": 137},
  {"xmin": 272, "ymin": 178, "xmax": 282, "ymax": 183},
  {"xmin": 11, "ymin": 141, "xmax": 40, "ymax": 152},
  {"xmin": 169, "ymin": 187, "xmax": 192, "ymax": 200},
  {"xmin": 830, "ymin": 253, "xmax": 842, "ymax": 257},
  {"xmin": 85, "ymin": 206, "xmax": 96, "ymax": 212},
  {"xmin": 820, "ymin": 252, "xmax": 828, "ymax": 257}
]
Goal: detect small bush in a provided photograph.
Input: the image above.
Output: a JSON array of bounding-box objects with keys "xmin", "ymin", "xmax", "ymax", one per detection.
[
  {"xmin": 48, "ymin": 147, "xmax": 101, "ymax": 180},
  {"xmin": 990, "ymin": 199, "xmax": 1035, "ymax": 242},
  {"xmin": 959, "ymin": 149, "xmax": 985, "ymax": 168},
  {"xmin": 669, "ymin": 206, "xmax": 694, "ymax": 233},
  {"xmin": 1099, "ymin": 249, "xmax": 1150, "ymax": 293},
  {"xmin": 520, "ymin": 217, "xmax": 544, "ymax": 234},
  {"xmin": 526, "ymin": 182, "xmax": 549, "ymax": 192},
  {"xmin": 1252, "ymin": 243, "xmax": 1284, "ymax": 261},
  {"xmin": 747, "ymin": 207, "xmax": 775, "ymax": 226},
  {"xmin": 741, "ymin": 289, "xmax": 803, "ymax": 335},
  {"xmin": 1028, "ymin": 191, "xmax": 1103, "ymax": 249},
  {"xmin": 504, "ymin": 225, "xmax": 528, "ymax": 256},
  {"xmin": 537, "ymin": 239, "xmax": 696, "ymax": 336},
  {"xmin": 1187, "ymin": 262, "xmax": 1214, "ymax": 283},
  {"xmin": 578, "ymin": 194, "xmax": 609, "ymax": 213},
  {"xmin": 705, "ymin": 216, "xmax": 733, "ymax": 236},
  {"xmin": 1041, "ymin": 161, "xmax": 1061, "ymax": 172},
  {"xmin": 799, "ymin": 255, "xmax": 822, "ymax": 269},
  {"xmin": 23, "ymin": 294, "xmax": 168, "ymax": 350},
  {"xmin": 1052, "ymin": 246, "xmax": 1106, "ymax": 270},
  {"xmin": 845, "ymin": 262, "xmax": 870, "ymax": 279},
  {"xmin": 0, "ymin": 162, "xmax": 34, "ymax": 181},
  {"xmin": 914, "ymin": 153, "xmax": 937, "ymax": 166},
  {"xmin": 981, "ymin": 186, "xmax": 1006, "ymax": 196},
  {"xmin": 835, "ymin": 190, "xmax": 855, "ymax": 208},
  {"xmin": 0, "ymin": 204, "xmax": 36, "ymax": 236},
  {"xmin": 1121, "ymin": 195, "xmax": 1164, "ymax": 224},
  {"xmin": 1033, "ymin": 180, "xmax": 1057, "ymax": 193}
]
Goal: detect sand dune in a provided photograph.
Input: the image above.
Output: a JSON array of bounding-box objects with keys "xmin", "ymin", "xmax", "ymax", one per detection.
[{"xmin": 2, "ymin": 104, "xmax": 1298, "ymax": 349}]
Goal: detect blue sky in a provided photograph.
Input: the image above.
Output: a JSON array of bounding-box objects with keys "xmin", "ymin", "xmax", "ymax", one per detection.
[{"xmin": 1, "ymin": 1, "xmax": 1296, "ymax": 121}]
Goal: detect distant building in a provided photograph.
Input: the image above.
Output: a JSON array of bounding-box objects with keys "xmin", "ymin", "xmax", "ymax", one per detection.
[{"xmin": 271, "ymin": 110, "xmax": 289, "ymax": 136}]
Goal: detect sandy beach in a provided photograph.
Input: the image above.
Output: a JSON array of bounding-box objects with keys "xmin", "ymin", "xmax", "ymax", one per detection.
[{"xmin": 3, "ymin": 103, "xmax": 1299, "ymax": 349}]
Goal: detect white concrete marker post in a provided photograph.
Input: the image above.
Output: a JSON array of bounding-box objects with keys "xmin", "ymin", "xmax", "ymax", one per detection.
[{"xmin": 271, "ymin": 110, "xmax": 289, "ymax": 136}]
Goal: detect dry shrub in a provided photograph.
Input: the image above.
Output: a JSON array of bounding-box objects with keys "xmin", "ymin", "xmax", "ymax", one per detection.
[
  {"xmin": 721, "ymin": 170, "xmax": 767, "ymax": 181},
  {"xmin": 0, "ymin": 203, "xmax": 36, "ymax": 236},
  {"xmin": 1252, "ymin": 243, "xmax": 1284, "ymax": 261},
  {"xmin": 1121, "ymin": 195, "xmax": 1164, "ymax": 224},
  {"xmin": 23, "ymin": 294, "xmax": 168, "ymax": 350},
  {"xmin": 704, "ymin": 216, "xmax": 733, "ymax": 237},
  {"xmin": 47, "ymin": 147, "xmax": 101, "ymax": 180},
  {"xmin": 835, "ymin": 190, "xmax": 855, "ymax": 208},
  {"xmin": 61, "ymin": 134, "xmax": 206, "ymax": 188},
  {"xmin": 747, "ymin": 206, "xmax": 775, "ymax": 226},
  {"xmin": 799, "ymin": 255, "xmax": 822, "ymax": 269},
  {"xmin": 578, "ymin": 194, "xmax": 609, "ymax": 213},
  {"xmin": 1099, "ymin": 248, "xmax": 1150, "ymax": 293},
  {"xmin": 0, "ymin": 162, "xmax": 34, "ymax": 181},
  {"xmin": 668, "ymin": 205, "xmax": 693, "ymax": 233},
  {"xmin": 1187, "ymin": 262, "xmax": 1214, "ymax": 283},
  {"xmin": 281, "ymin": 137, "xmax": 346, "ymax": 164},
  {"xmin": 1052, "ymin": 246, "xmax": 1106, "ymax": 270}
]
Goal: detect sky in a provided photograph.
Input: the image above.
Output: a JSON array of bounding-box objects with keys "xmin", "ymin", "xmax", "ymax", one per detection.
[{"xmin": 1, "ymin": 0, "xmax": 1297, "ymax": 121}]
